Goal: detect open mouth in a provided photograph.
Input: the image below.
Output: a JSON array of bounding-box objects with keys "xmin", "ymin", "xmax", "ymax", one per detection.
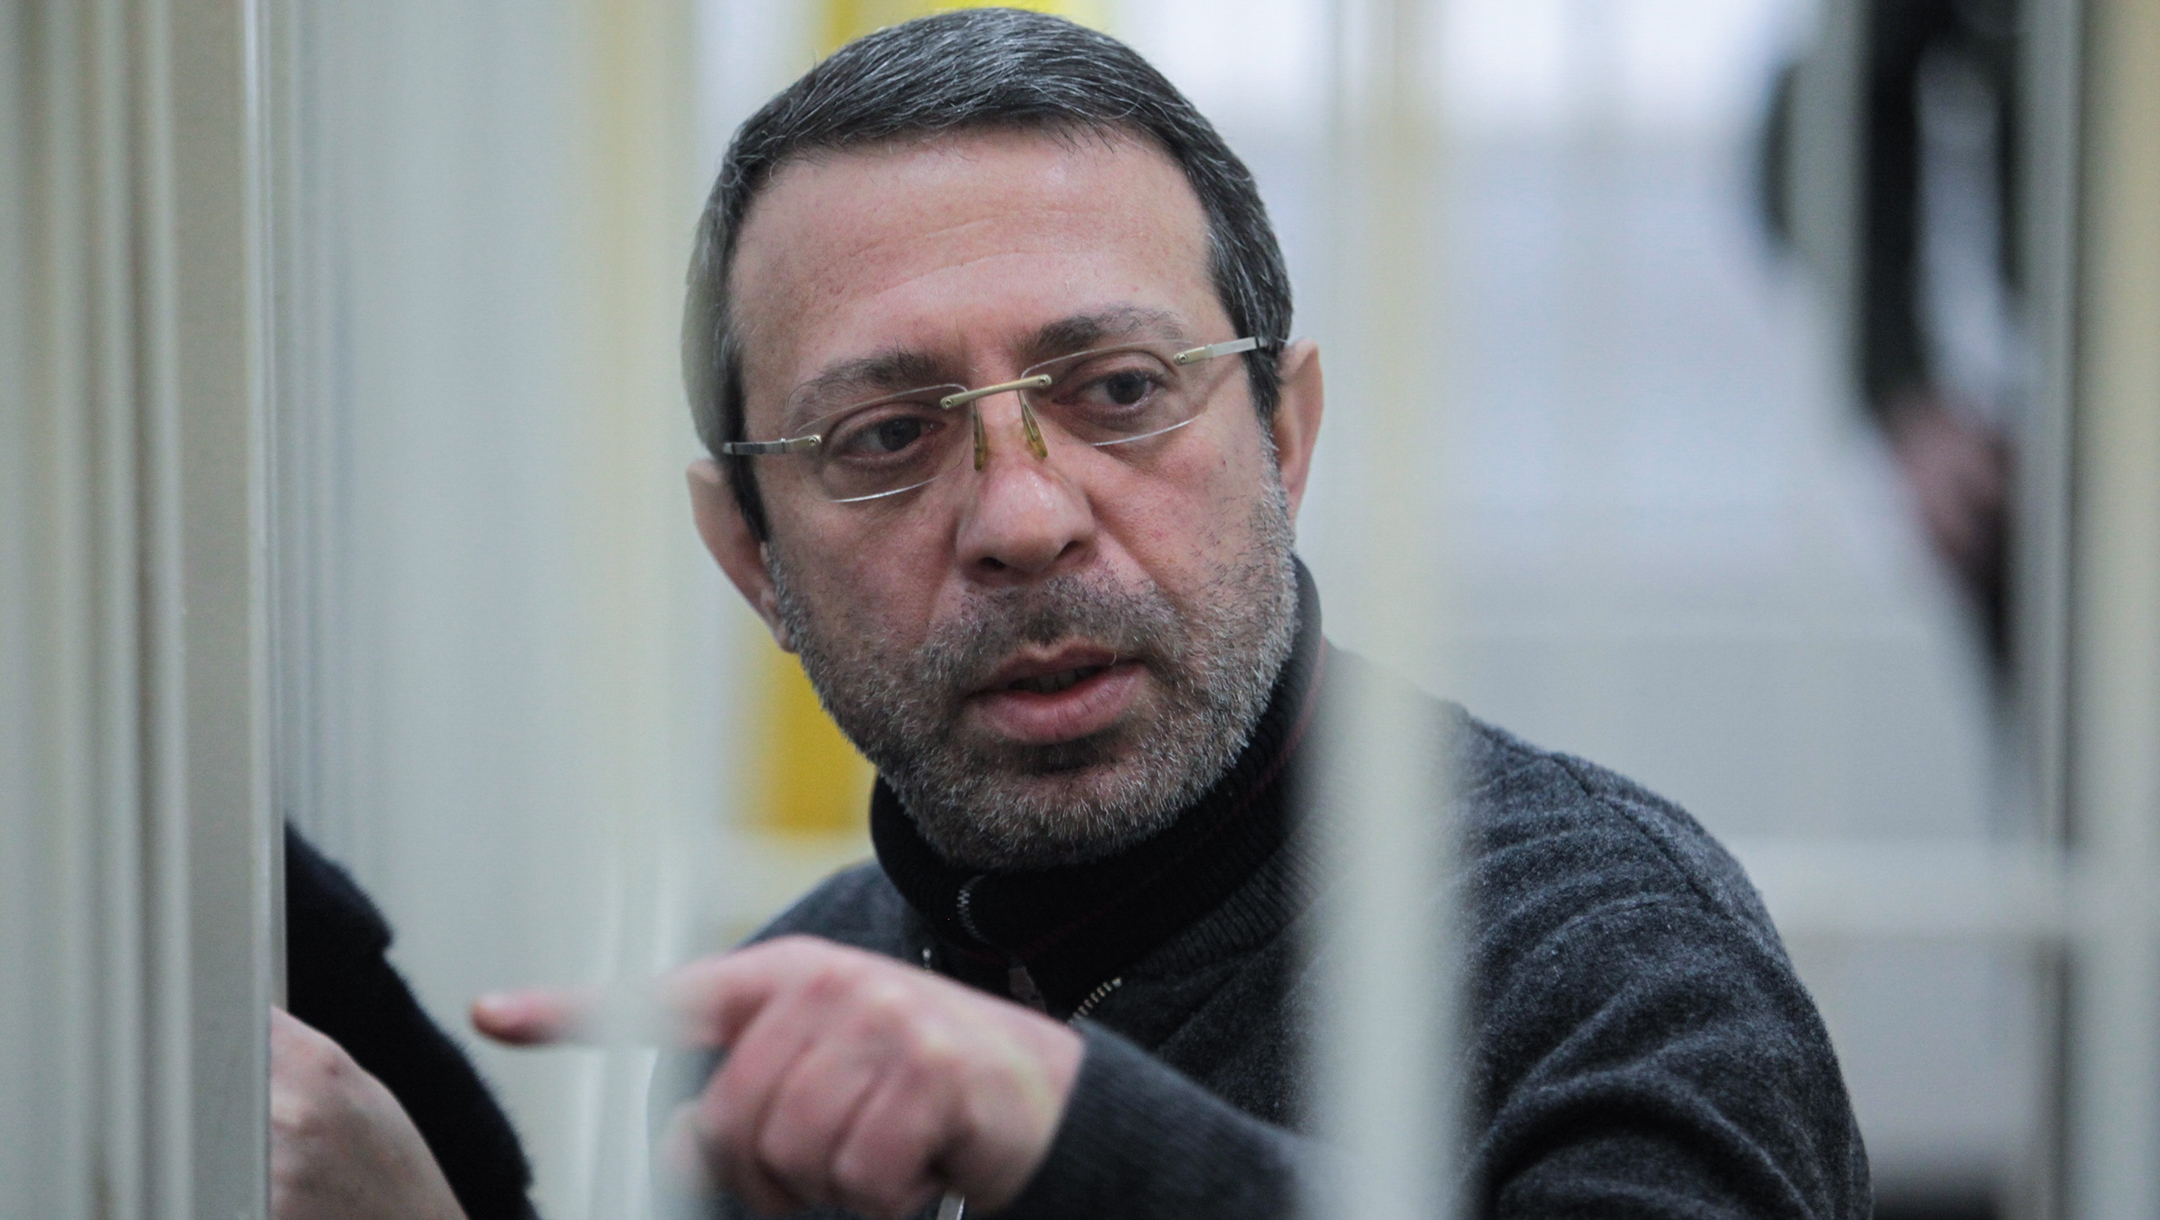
[
  {"xmin": 972, "ymin": 653, "xmax": 1144, "ymax": 743},
  {"xmin": 1005, "ymin": 665, "xmax": 1107, "ymax": 695}
]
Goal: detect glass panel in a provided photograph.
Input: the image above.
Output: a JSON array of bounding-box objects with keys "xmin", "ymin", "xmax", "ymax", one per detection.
[{"xmin": 142, "ymin": 0, "xmax": 2149, "ymax": 1217}]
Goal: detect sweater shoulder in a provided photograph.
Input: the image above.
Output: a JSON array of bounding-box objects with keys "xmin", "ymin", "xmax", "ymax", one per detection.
[
  {"xmin": 1447, "ymin": 707, "xmax": 1784, "ymax": 954},
  {"xmin": 1445, "ymin": 714, "xmax": 1865, "ymax": 1218},
  {"xmin": 744, "ymin": 859, "xmax": 914, "ymax": 960}
]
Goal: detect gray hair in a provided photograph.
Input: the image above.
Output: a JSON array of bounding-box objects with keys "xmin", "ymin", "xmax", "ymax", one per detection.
[{"xmin": 685, "ymin": 6, "xmax": 1295, "ymax": 540}]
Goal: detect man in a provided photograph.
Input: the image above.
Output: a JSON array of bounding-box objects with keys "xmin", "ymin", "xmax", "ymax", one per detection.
[{"xmin": 476, "ymin": 10, "xmax": 1869, "ymax": 1218}]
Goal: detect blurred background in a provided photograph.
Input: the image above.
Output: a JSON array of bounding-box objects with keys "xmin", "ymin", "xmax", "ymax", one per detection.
[{"xmin": 5, "ymin": 1, "xmax": 2158, "ymax": 1218}]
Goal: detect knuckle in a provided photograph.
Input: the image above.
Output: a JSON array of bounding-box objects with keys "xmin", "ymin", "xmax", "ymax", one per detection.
[
  {"xmin": 899, "ymin": 1015, "xmax": 963, "ymax": 1075},
  {"xmin": 856, "ymin": 979, "xmax": 917, "ymax": 1038},
  {"xmin": 269, "ymin": 1091, "xmax": 322, "ymax": 1140},
  {"xmin": 270, "ymin": 1073, "xmax": 358, "ymax": 1148},
  {"xmin": 285, "ymin": 1033, "xmax": 351, "ymax": 1085},
  {"xmin": 799, "ymin": 958, "xmax": 860, "ymax": 1006},
  {"xmin": 864, "ymin": 973, "xmax": 915, "ymax": 1015},
  {"xmin": 831, "ymin": 1152, "xmax": 908, "ymax": 1217},
  {"xmin": 754, "ymin": 1118, "xmax": 824, "ymax": 1188},
  {"xmin": 828, "ymin": 1153, "xmax": 875, "ymax": 1199}
]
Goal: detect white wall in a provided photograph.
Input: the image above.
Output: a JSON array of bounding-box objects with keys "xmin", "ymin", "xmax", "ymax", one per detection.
[{"xmin": 273, "ymin": 4, "xmax": 738, "ymax": 1216}]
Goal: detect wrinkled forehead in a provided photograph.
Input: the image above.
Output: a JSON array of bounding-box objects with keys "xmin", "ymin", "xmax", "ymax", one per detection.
[{"xmin": 726, "ymin": 128, "xmax": 1224, "ymax": 428}]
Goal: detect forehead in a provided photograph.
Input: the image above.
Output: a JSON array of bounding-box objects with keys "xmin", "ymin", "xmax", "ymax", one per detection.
[{"xmin": 728, "ymin": 128, "xmax": 1222, "ymax": 418}]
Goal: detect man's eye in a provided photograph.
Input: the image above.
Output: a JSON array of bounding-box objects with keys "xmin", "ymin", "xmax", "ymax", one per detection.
[
  {"xmin": 831, "ymin": 410, "xmax": 940, "ymax": 458},
  {"xmin": 1098, "ymin": 371, "xmax": 1155, "ymax": 406},
  {"xmin": 1066, "ymin": 365, "xmax": 1169, "ymax": 412}
]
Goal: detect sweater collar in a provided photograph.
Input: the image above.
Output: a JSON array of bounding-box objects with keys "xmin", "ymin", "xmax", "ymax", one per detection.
[{"xmin": 870, "ymin": 559, "xmax": 1326, "ymax": 1015}]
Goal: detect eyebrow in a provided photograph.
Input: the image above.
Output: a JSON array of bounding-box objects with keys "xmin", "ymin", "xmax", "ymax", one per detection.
[
  {"xmin": 781, "ymin": 305, "xmax": 1199, "ymax": 429},
  {"xmin": 1022, "ymin": 306, "xmax": 1192, "ymax": 363},
  {"xmin": 783, "ymin": 350, "xmax": 951, "ymax": 428}
]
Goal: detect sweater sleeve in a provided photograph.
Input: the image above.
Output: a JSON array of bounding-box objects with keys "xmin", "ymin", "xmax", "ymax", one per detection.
[
  {"xmin": 995, "ymin": 1024, "xmax": 1309, "ymax": 1220},
  {"xmin": 1471, "ymin": 895, "xmax": 1868, "ymax": 1220},
  {"xmin": 1460, "ymin": 744, "xmax": 1870, "ymax": 1220}
]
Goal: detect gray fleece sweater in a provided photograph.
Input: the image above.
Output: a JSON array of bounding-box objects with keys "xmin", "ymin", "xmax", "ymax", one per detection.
[{"xmin": 666, "ymin": 571, "xmax": 1868, "ymax": 1219}]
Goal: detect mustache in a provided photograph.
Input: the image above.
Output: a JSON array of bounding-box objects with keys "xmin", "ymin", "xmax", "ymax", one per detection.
[{"xmin": 918, "ymin": 574, "xmax": 1186, "ymax": 696}]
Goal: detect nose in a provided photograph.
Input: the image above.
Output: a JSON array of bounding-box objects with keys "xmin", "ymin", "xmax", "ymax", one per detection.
[{"xmin": 951, "ymin": 396, "xmax": 1096, "ymax": 582}]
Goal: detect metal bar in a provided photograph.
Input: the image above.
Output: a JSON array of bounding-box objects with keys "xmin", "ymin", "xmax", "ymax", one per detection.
[
  {"xmin": 2018, "ymin": 0, "xmax": 2083, "ymax": 855},
  {"xmin": 1315, "ymin": 1, "xmax": 1452, "ymax": 1217},
  {"xmin": 2018, "ymin": 7, "xmax": 2086, "ymax": 1214},
  {"xmin": 2062, "ymin": 2, "xmax": 2160, "ymax": 1215}
]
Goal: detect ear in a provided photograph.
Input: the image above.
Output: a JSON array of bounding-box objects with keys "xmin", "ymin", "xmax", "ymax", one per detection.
[
  {"xmin": 687, "ymin": 459, "xmax": 794, "ymax": 652},
  {"xmin": 1267, "ymin": 339, "xmax": 1325, "ymax": 522}
]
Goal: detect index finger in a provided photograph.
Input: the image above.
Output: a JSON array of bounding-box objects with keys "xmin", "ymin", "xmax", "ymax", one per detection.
[
  {"xmin": 471, "ymin": 936, "xmax": 841, "ymax": 1049},
  {"xmin": 470, "ymin": 984, "xmax": 610, "ymax": 1047}
]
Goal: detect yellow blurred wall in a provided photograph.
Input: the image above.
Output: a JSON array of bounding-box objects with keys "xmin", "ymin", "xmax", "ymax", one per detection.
[{"xmin": 820, "ymin": 0, "xmax": 1106, "ymax": 55}]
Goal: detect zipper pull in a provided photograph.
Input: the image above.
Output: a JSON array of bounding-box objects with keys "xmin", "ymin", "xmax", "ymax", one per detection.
[
  {"xmin": 957, "ymin": 876, "xmax": 1049, "ymax": 1013},
  {"xmin": 1006, "ymin": 962, "xmax": 1049, "ymax": 1013}
]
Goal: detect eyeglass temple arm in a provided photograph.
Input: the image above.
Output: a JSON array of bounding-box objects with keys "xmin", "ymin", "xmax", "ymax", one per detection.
[
  {"xmin": 1172, "ymin": 336, "xmax": 1266, "ymax": 365},
  {"xmin": 717, "ymin": 435, "xmax": 819, "ymax": 456}
]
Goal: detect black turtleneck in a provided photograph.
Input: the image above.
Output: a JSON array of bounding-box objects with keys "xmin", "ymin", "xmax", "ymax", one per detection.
[{"xmin": 869, "ymin": 560, "xmax": 1325, "ymax": 1018}]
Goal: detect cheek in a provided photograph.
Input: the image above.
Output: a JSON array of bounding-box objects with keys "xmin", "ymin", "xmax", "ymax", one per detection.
[
  {"xmin": 772, "ymin": 506, "xmax": 948, "ymax": 635},
  {"xmin": 1097, "ymin": 431, "xmax": 1270, "ymax": 592}
]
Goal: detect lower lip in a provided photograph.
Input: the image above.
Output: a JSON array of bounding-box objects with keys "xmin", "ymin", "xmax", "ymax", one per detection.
[{"xmin": 969, "ymin": 661, "xmax": 1148, "ymax": 745}]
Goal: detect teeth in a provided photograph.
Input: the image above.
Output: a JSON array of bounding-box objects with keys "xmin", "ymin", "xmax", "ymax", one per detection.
[{"xmin": 1009, "ymin": 666, "xmax": 1102, "ymax": 695}]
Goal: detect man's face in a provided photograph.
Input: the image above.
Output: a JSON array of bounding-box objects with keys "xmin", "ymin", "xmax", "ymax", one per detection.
[{"xmin": 703, "ymin": 128, "xmax": 1322, "ymax": 869}]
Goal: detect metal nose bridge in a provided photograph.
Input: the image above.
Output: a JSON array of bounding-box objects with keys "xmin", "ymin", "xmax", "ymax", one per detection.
[{"xmin": 941, "ymin": 374, "xmax": 1053, "ymax": 470}]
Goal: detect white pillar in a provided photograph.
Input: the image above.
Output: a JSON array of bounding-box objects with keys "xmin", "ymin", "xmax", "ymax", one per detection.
[{"xmin": 0, "ymin": 1, "xmax": 276, "ymax": 1217}]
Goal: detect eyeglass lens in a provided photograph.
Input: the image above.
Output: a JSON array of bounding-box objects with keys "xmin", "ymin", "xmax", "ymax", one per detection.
[{"xmin": 806, "ymin": 342, "xmax": 1233, "ymax": 503}]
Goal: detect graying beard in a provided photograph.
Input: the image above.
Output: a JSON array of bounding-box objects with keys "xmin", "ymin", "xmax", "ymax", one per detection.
[{"xmin": 771, "ymin": 486, "xmax": 1298, "ymax": 870}]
